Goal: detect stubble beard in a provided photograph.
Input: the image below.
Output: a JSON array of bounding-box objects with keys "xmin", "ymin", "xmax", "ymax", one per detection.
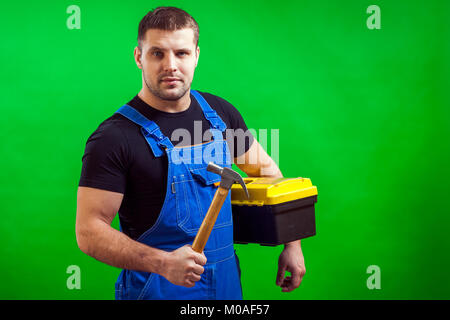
[{"xmin": 143, "ymin": 70, "xmax": 190, "ymax": 101}]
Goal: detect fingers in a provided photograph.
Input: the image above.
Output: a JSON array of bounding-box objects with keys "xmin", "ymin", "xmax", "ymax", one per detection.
[
  {"xmin": 184, "ymin": 244, "xmax": 207, "ymax": 265},
  {"xmin": 280, "ymin": 276, "xmax": 299, "ymax": 292},
  {"xmin": 183, "ymin": 265, "xmax": 203, "ymax": 288},
  {"xmin": 280, "ymin": 276, "xmax": 291, "ymax": 292},
  {"xmin": 276, "ymin": 264, "xmax": 287, "ymax": 286},
  {"xmin": 187, "ymin": 271, "xmax": 201, "ymax": 284},
  {"xmin": 193, "ymin": 251, "xmax": 207, "ymax": 266},
  {"xmin": 191, "ymin": 262, "xmax": 205, "ymax": 276},
  {"xmin": 180, "ymin": 265, "xmax": 203, "ymax": 288},
  {"xmin": 184, "ymin": 279, "xmax": 196, "ymax": 288},
  {"xmin": 183, "ymin": 247, "xmax": 207, "ymax": 287},
  {"xmin": 279, "ymin": 269, "xmax": 305, "ymax": 292},
  {"xmin": 180, "ymin": 267, "xmax": 202, "ymax": 288},
  {"xmin": 191, "ymin": 250, "xmax": 206, "ymax": 275}
]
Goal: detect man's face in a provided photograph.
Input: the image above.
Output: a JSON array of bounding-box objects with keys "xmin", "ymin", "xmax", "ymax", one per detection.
[{"xmin": 136, "ymin": 28, "xmax": 199, "ymax": 101}]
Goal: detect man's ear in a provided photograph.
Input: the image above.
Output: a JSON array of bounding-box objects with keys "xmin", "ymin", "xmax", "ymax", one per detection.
[
  {"xmin": 134, "ymin": 46, "xmax": 143, "ymax": 69},
  {"xmin": 195, "ymin": 46, "xmax": 200, "ymax": 67}
]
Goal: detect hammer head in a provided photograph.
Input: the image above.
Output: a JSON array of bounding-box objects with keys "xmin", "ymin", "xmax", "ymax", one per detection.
[{"xmin": 207, "ymin": 162, "xmax": 249, "ymax": 199}]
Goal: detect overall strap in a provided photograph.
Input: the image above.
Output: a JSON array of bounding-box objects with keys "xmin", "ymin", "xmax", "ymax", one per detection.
[
  {"xmin": 191, "ymin": 90, "xmax": 227, "ymax": 132},
  {"xmin": 115, "ymin": 105, "xmax": 173, "ymax": 157}
]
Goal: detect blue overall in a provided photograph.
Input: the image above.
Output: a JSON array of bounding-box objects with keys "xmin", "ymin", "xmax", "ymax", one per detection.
[{"xmin": 113, "ymin": 90, "xmax": 243, "ymax": 300}]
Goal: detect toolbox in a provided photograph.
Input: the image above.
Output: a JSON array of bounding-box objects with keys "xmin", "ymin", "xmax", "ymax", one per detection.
[{"xmin": 231, "ymin": 177, "xmax": 318, "ymax": 246}]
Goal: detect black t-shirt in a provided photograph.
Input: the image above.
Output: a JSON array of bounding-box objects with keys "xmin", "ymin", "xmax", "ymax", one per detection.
[{"xmin": 79, "ymin": 91, "xmax": 254, "ymax": 240}]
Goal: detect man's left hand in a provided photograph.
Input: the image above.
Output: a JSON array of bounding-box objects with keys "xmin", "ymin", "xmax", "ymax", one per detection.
[{"xmin": 276, "ymin": 240, "xmax": 306, "ymax": 292}]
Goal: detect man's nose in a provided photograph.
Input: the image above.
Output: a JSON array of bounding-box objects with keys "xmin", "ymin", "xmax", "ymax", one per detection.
[{"xmin": 162, "ymin": 52, "xmax": 177, "ymax": 73}]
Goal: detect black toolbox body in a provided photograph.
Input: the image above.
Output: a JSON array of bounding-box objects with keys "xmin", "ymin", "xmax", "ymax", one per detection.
[{"xmin": 232, "ymin": 195, "xmax": 317, "ymax": 246}]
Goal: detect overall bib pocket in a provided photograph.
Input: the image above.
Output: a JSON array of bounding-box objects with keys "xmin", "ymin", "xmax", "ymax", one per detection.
[{"xmin": 174, "ymin": 165, "xmax": 233, "ymax": 234}]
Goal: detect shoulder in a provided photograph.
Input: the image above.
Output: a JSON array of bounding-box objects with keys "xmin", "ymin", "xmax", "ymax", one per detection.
[
  {"xmin": 84, "ymin": 113, "xmax": 137, "ymax": 155},
  {"xmin": 88, "ymin": 115, "xmax": 124, "ymax": 141},
  {"xmin": 195, "ymin": 91, "xmax": 244, "ymax": 125},
  {"xmin": 80, "ymin": 114, "xmax": 135, "ymax": 193}
]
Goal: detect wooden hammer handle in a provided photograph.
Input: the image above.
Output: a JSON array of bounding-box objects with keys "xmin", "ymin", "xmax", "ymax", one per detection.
[{"xmin": 192, "ymin": 186, "xmax": 229, "ymax": 253}]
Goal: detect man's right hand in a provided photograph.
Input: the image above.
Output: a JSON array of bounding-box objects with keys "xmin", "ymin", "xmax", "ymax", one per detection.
[{"xmin": 161, "ymin": 244, "xmax": 207, "ymax": 287}]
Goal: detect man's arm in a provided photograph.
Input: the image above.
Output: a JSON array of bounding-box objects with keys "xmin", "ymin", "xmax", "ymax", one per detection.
[
  {"xmin": 234, "ymin": 138, "xmax": 282, "ymax": 178},
  {"xmin": 234, "ymin": 139, "xmax": 306, "ymax": 292},
  {"xmin": 76, "ymin": 186, "xmax": 206, "ymax": 288}
]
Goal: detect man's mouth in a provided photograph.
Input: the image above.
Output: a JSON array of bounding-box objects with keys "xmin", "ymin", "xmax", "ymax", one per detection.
[{"xmin": 161, "ymin": 77, "xmax": 181, "ymax": 83}]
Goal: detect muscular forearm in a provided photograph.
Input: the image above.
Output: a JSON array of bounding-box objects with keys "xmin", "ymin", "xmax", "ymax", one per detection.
[
  {"xmin": 235, "ymin": 140, "xmax": 283, "ymax": 178},
  {"xmin": 76, "ymin": 219, "xmax": 167, "ymax": 274},
  {"xmin": 243, "ymin": 150, "xmax": 282, "ymax": 178}
]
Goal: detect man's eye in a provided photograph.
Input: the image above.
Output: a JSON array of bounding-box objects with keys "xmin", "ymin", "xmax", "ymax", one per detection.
[
  {"xmin": 152, "ymin": 51, "xmax": 162, "ymax": 57},
  {"xmin": 177, "ymin": 52, "xmax": 187, "ymax": 56}
]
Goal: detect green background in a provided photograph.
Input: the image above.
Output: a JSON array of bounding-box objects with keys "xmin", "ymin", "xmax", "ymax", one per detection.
[{"xmin": 1, "ymin": 0, "xmax": 449, "ymax": 299}]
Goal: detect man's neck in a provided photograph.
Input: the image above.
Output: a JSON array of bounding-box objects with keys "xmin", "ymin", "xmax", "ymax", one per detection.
[{"xmin": 138, "ymin": 88, "xmax": 191, "ymax": 113}]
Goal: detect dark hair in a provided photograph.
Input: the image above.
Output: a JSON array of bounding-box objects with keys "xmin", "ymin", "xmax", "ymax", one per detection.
[{"xmin": 138, "ymin": 7, "xmax": 199, "ymax": 49}]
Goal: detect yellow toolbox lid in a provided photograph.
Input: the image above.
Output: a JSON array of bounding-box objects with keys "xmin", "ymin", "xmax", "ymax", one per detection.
[{"xmin": 231, "ymin": 177, "xmax": 318, "ymax": 206}]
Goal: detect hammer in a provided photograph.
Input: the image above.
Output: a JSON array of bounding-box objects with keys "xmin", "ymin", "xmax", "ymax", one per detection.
[{"xmin": 192, "ymin": 162, "xmax": 249, "ymax": 253}]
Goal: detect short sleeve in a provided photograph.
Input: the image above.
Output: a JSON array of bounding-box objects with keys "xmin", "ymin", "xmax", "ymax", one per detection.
[{"xmin": 78, "ymin": 119, "xmax": 129, "ymax": 194}]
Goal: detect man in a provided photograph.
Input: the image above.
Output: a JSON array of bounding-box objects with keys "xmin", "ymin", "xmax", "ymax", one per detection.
[{"xmin": 76, "ymin": 6, "xmax": 305, "ymax": 300}]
